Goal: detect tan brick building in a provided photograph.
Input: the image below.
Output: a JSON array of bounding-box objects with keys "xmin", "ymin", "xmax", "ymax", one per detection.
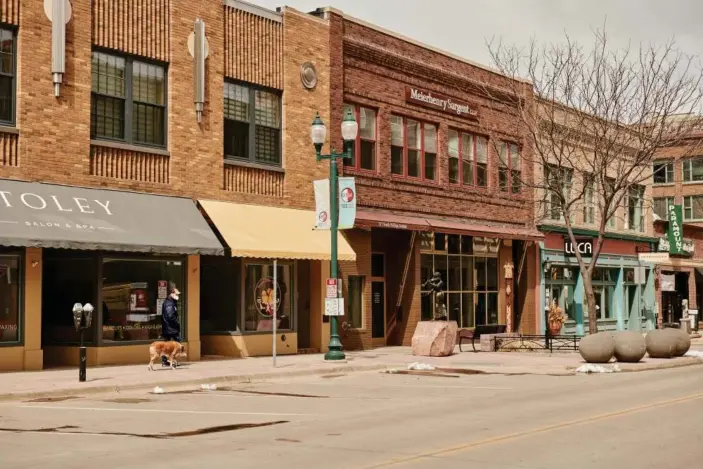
[{"xmin": 0, "ymin": 0, "xmax": 351, "ymax": 371}]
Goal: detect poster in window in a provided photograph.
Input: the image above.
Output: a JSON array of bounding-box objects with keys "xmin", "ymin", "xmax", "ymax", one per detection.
[
  {"xmin": 254, "ymin": 276, "xmax": 282, "ymax": 318},
  {"xmin": 158, "ymin": 280, "xmax": 168, "ymax": 299}
]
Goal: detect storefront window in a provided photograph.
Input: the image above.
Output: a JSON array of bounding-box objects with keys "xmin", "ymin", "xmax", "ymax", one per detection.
[
  {"xmin": 420, "ymin": 234, "xmax": 499, "ymax": 327},
  {"xmin": 589, "ymin": 268, "xmax": 618, "ymax": 320},
  {"xmin": 0, "ymin": 255, "xmax": 20, "ymax": 344},
  {"xmin": 547, "ymin": 266, "xmax": 578, "ymax": 321},
  {"xmin": 43, "ymin": 251, "xmax": 98, "ymax": 345},
  {"xmin": 102, "ymin": 258, "xmax": 185, "ymax": 342},
  {"xmin": 243, "ymin": 262, "xmax": 293, "ymax": 332}
]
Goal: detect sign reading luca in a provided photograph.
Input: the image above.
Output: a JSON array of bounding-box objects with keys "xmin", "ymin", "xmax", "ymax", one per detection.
[
  {"xmin": 564, "ymin": 238, "xmax": 593, "ymax": 256},
  {"xmin": 667, "ymin": 204, "xmax": 684, "ymax": 255},
  {"xmin": 405, "ymin": 87, "xmax": 478, "ymax": 118}
]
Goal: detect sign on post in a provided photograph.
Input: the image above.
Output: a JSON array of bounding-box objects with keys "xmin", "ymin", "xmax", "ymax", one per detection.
[
  {"xmin": 313, "ymin": 179, "xmax": 330, "ymax": 230},
  {"xmin": 338, "ymin": 177, "xmax": 357, "ymax": 230},
  {"xmin": 326, "ymin": 278, "xmax": 338, "ymax": 299},
  {"xmin": 324, "ymin": 298, "xmax": 344, "ymax": 316}
]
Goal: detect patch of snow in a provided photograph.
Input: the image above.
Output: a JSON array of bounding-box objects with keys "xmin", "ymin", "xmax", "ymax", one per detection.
[
  {"xmin": 407, "ymin": 362, "xmax": 435, "ymax": 371},
  {"xmin": 684, "ymin": 350, "xmax": 703, "ymax": 359},
  {"xmin": 576, "ymin": 364, "xmax": 621, "ymax": 374},
  {"xmin": 200, "ymin": 384, "xmax": 218, "ymax": 391},
  {"xmin": 152, "ymin": 386, "xmax": 165, "ymax": 394}
]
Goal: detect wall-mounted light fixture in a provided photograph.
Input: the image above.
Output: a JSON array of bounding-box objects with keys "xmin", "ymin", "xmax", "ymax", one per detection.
[
  {"xmin": 44, "ymin": 0, "xmax": 72, "ymax": 97},
  {"xmin": 188, "ymin": 19, "xmax": 209, "ymax": 123}
]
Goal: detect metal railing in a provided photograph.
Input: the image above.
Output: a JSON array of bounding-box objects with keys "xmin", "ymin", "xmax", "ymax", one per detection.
[{"xmin": 495, "ymin": 334, "xmax": 582, "ymax": 352}]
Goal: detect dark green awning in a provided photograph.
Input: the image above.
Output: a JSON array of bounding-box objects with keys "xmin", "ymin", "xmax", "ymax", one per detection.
[{"xmin": 0, "ymin": 179, "xmax": 224, "ymax": 255}]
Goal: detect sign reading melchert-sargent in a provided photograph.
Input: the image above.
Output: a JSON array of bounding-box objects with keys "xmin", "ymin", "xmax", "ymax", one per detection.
[{"xmin": 405, "ymin": 87, "xmax": 478, "ymax": 118}]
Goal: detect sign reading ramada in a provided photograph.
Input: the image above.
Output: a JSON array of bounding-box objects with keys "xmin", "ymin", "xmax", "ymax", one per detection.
[{"xmin": 405, "ymin": 87, "xmax": 478, "ymax": 118}]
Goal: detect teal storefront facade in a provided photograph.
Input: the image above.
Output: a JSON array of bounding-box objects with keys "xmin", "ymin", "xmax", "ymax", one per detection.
[{"xmin": 539, "ymin": 228, "xmax": 658, "ymax": 336}]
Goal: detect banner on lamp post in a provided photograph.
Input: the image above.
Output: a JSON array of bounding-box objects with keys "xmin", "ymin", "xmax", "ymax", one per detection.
[
  {"xmin": 314, "ymin": 179, "xmax": 330, "ymax": 230},
  {"xmin": 667, "ymin": 204, "xmax": 684, "ymax": 255},
  {"xmin": 338, "ymin": 177, "xmax": 357, "ymax": 230}
]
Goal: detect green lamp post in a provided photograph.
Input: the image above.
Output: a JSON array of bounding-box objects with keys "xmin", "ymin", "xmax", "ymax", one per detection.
[{"xmin": 310, "ymin": 109, "xmax": 358, "ymax": 361}]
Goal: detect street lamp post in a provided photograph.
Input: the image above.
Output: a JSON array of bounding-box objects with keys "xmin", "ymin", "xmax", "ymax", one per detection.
[
  {"xmin": 72, "ymin": 302, "xmax": 94, "ymax": 382},
  {"xmin": 311, "ymin": 110, "xmax": 358, "ymax": 361}
]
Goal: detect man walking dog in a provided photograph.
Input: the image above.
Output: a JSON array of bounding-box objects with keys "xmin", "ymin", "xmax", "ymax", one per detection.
[{"xmin": 161, "ymin": 284, "xmax": 181, "ymax": 367}]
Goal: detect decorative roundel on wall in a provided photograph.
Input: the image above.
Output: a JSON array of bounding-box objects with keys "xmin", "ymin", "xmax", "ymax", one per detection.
[{"xmin": 300, "ymin": 62, "xmax": 318, "ymax": 90}]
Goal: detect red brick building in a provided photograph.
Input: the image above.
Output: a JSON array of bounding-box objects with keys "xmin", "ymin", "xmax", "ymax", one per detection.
[{"xmin": 313, "ymin": 8, "xmax": 542, "ymax": 349}]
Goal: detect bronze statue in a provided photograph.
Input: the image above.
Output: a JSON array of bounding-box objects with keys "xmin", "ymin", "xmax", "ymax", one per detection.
[{"xmin": 422, "ymin": 271, "xmax": 447, "ymax": 321}]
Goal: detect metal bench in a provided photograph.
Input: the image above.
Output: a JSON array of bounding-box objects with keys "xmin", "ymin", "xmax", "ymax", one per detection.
[{"xmin": 458, "ymin": 324, "xmax": 507, "ymax": 352}]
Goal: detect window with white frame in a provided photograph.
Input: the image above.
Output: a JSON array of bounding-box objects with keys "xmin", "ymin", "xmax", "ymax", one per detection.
[
  {"xmin": 684, "ymin": 195, "xmax": 703, "ymax": 221},
  {"xmin": 626, "ymin": 185, "xmax": 645, "ymax": 232},
  {"xmin": 653, "ymin": 160, "xmax": 674, "ymax": 184},
  {"xmin": 653, "ymin": 197, "xmax": 674, "ymax": 220},
  {"xmin": 682, "ymin": 158, "xmax": 703, "ymax": 183},
  {"xmin": 545, "ymin": 165, "xmax": 572, "ymax": 220}
]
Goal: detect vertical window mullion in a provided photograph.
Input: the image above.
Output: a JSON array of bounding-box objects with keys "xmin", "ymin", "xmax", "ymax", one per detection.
[
  {"xmin": 403, "ymin": 118, "xmax": 408, "ymax": 177},
  {"xmin": 458, "ymin": 131, "xmax": 463, "ymax": 185},
  {"xmin": 125, "ymin": 60, "xmax": 133, "ymax": 144},
  {"xmin": 249, "ymin": 88, "xmax": 256, "ymax": 163},
  {"xmin": 355, "ymin": 106, "xmax": 361, "ymax": 169},
  {"xmin": 420, "ymin": 123, "xmax": 425, "ymax": 180}
]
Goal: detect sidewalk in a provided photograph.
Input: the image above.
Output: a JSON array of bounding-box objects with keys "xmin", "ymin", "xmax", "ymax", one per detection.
[{"xmin": 1, "ymin": 344, "xmax": 702, "ymax": 401}]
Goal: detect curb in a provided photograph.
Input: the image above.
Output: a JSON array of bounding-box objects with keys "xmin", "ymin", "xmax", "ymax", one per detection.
[
  {"xmin": 0, "ymin": 363, "xmax": 391, "ymax": 403},
  {"xmin": 568, "ymin": 358, "xmax": 703, "ymax": 374}
]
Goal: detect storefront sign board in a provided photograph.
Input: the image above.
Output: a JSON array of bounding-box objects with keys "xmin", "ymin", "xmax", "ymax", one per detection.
[
  {"xmin": 667, "ymin": 204, "xmax": 685, "ymax": 254},
  {"xmin": 405, "ymin": 86, "xmax": 479, "ymax": 119},
  {"xmin": 638, "ymin": 252, "xmax": 670, "ymax": 263},
  {"xmin": 338, "ymin": 177, "xmax": 356, "ymax": 230},
  {"xmin": 324, "ymin": 298, "xmax": 344, "ymax": 316},
  {"xmin": 314, "ymin": 179, "xmax": 330, "ymax": 230},
  {"xmin": 564, "ymin": 238, "xmax": 593, "ymax": 256}
]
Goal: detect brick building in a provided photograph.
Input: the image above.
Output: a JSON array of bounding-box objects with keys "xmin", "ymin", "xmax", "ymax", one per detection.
[
  {"xmin": 312, "ymin": 8, "xmax": 543, "ymax": 349},
  {"xmin": 0, "ymin": 0, "xmax": 352, "ymax": 371},
  {"xmin": 652, "ymin": 119, "xmax": 703, "ymax": 326}
]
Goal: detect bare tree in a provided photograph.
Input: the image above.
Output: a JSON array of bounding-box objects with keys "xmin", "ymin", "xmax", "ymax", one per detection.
[{"xmin": 484, "ymin": 28, "xmax": 703, "ymax": 334}]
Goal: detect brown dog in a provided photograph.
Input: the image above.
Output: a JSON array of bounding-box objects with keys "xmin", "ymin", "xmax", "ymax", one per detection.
[{"xmin": 148, "ymin": 341, "xmax": 187, "ymax": 371}]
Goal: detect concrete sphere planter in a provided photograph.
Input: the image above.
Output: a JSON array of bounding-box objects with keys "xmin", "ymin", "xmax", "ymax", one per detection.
[
  {"xmin": 664, "ymin": 328, "xmax": 691, "ymax": 357},
  {"xmin": 646, "ymin": 329, "xmax": 676, "ymax": 359},
  {"xmin": 613, "ymin": 331, "xmax": 646, "ymax": 363},
  {"xmin": 579, "ymin": 332, "xmax": 615, "ymax": 363}
]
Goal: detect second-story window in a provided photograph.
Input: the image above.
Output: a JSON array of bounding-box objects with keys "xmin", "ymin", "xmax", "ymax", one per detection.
[
  {"xmin": 498, "ymin": 142, "xmax": 521, "ymax": 194},
  {"xmin": 448, "ymin": 130, "xmax": 488, "ymax": 187},
  {"xmin": 684, "ymin": 195, "xmax": 703, "ymax": 221},
  {"xmin": 0, "ymin": 28, "xmax": 16, "ymax": 125},
  {"xmin": 583, "ymin": 174, "xmax": 595, "ymax": 224},
  {"xmin": 682, "ymin": 157, "xmax": 703, "ymax": 183},
  {"xmin": 653, "ymin": 197, "xmax": 673, "ymax": 220},
  {"xmin": 343, "ymin": 104, "xmax": 376, "ymax": 171},
  {"xmin": 545, "ymin": 165, "xmax": 572, "ymax": 221},
  {"xmin": 626, "ymin": 185, "xmax": 645, "ymax": 232},
  {"xmin": 224, "ymin": 82, "xmax": 281, "ymax": 166},
  {"xmin": 91, "ymin": 51, "xmax": 166, "ymax": 147},
  {"xmin": 390, "ymin": 115, "xmax": 437, "ymax": 181},
  {"xmin": 653, "ymin": 160, "xmax": 674, "ymax": 184}
]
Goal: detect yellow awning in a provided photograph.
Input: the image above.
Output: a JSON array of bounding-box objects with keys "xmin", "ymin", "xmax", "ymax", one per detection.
[{"xmin": 198, "ymin": 200, "xmax": 356, "ymax": 261}]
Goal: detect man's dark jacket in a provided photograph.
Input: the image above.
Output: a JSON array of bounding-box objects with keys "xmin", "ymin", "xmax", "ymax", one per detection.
[{"xmin": 161, "ymin": 297, "xmax": 180, "ymax": 338}]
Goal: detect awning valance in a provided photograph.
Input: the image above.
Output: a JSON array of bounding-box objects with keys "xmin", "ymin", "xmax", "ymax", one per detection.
[
  {"xmin": 198, "ymin": 200, "xmax": 356, "ymax": 261},
  {"xmin": 356, "ymin": 210, "xmax": 543, "ymax": 241},
  {"xmin": 0, "ymin": 179, "xmax": 224, "ymax": 255}
]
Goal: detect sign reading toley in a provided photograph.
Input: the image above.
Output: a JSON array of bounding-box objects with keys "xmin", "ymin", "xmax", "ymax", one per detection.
[
  {"xmin": 0, "ymin": 179, "xmax": 223, "ymax": 254},
  {"xmin": 405, "ymin": 87, "xmax": 479, "ymax": 118}
]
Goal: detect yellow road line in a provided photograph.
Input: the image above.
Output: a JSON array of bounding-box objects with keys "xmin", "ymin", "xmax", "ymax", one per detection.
[{"xmin": 360, "ymin": 392, "xmax": 703, "ymax": 468}]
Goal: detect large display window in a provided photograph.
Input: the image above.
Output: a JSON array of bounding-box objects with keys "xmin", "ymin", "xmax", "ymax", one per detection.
[
  {"xmin": 243, "ymin": 261, "xmax": 294, "ymax": 332},
  {"xmin": 101, "ymin": 258, "xmax": 185, "ymax": 342},
  {"xmin": 420, "ymin": 233, "xmax": 499, "ymax": 327}
]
